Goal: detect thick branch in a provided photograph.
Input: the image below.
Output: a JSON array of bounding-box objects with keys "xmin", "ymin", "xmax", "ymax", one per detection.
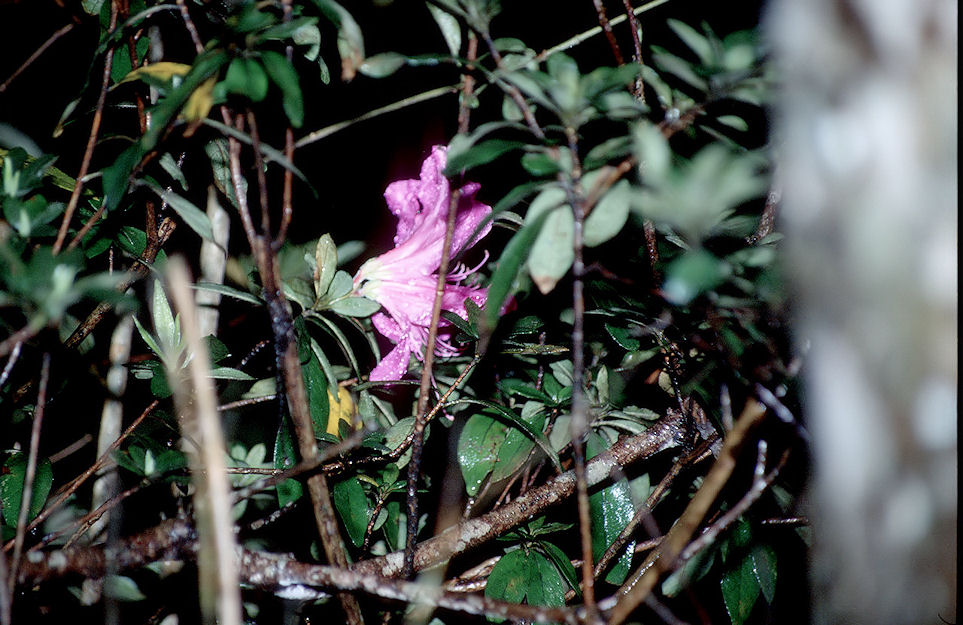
[{"xmin": 353, "ymin": 411, "xmax": 684, "ymax": 578}]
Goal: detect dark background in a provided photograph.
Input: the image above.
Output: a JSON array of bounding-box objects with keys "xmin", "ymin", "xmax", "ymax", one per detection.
[{"xmin": 0, "ymin": 0, "xmax": 766, "ymax": 255}]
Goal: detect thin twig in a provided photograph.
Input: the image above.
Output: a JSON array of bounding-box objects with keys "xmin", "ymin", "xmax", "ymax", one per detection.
[
  {"xmin": 7, "ymin": 354, "xmax": 50, "ymax": 597},
  {"xmin": 354, "ymin": 410, "xmax": 683, "ymax": 578},
  {"xmin": 537, "ymin": 0, "xmax": 671, "ymax": 61},
  {"xmin": 175, "ymin": 0, "xmax": 205, "ymax": 54},
  {"xmin": 217, "ymin": 395, "xmax": 278, "ymax": 412},
  {"xmin": 54, "ymin": 2, "xmax": 118, "ymax": 254},
  {"xmin": 166, "ymin": 258, "xmax": 242, "ymax": 625},
  {"xmin": 0, "ymin": 23, "xmax": 74, "ymax": 94},
  {"xmin": 607, "ymin": 399, "xmax": 768, "ymax": 625},
  {"xmin": 402, "ymin": 33, "xmax": 479, "ymax": 580},
  {"xmin": 677, "ymin": 442, "xmax": 790, "ymax": 563},
  {"xmin": 60, "ymin": 484, "xmax": 142, "ymax": 549},
  {"xmin": 621, "ymin": 0, "xmax": 647, "ymax": 101},
  {"xmin": 47, "ymin": 434, "xmax": 93, "ymax": 464},
  {"xmin": 226, "ymin": 101, "xmax": 364, "ymax": 624},
  {"xmin": 0, "ymin": 341, "xmax": 21, "ymax": 388},
  {"xmin": 276, "ymin": 0, "xmax": 296, "ymax": 246},
  {"xmin": 0, "ymin": 328, "xmax": 34, "ymax": 362},
  {"xmin": 295, "ymin": 85, "xmax": 461, "ymax": 148},
  {"xmin": 479, "ymin": 32, "xmax": 546, "ymax": 140},
  {"xmin": 2, "ymin": 400, "xmax": 159, "ymax": 549},
  {"xmin": 591, "ymin": 0, "xmax": 625, "ymax": 65},
  {"xmin": 561, "ymin": 126, "xmax": 601, "ymax": 623},
  {"xmin": 246, "ymin": 110, "xmax": 272, "ymax": 235},
  {"xmin": 230, "ymin": 429, "xmax": 366, "ymax": 504},
  {"xmin": 593, "ymin": 437, "xmax": 715, "ymax": 579}
]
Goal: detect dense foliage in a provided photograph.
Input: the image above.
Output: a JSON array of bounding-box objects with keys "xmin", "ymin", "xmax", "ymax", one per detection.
[{"xmin": 0, "ymin": 1, "xmax": 807, "ymax": 624}]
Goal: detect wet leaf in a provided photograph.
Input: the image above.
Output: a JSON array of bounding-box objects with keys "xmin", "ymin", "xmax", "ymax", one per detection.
[
  {"xmin": 332, "ymin": 477, "xmax": 369, "ymax": 547},
  {"xmin": 0, "ymin": 453, "xmax": 53, "ymax": 527},
  {"xmin": 721, "ymin": 552, "xmax": 760, "ymax": 625},
  {"xmin": 587, "ymin": 432, "xmax": 635, "ymax": 584}
]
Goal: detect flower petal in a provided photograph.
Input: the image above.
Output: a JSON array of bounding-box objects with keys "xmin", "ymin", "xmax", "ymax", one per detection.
[
  {"xmin": 369, "ymin": 341, "xmax": 413, "ymax": 381},
  {"xmin": 356, "ymin": 145, "xmax": 495, "ymax": 380}
]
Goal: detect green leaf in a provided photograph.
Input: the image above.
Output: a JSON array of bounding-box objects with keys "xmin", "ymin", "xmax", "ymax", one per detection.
[
  {"xmin": 633, "ymin": 121, "xmax": 671, "ymax": 182},
  {"xmin": 104, "ymin": 575, "xmax": 147, "ymax": 602},
  {"xmin": 444, "ymin": 139, "xmax": 524, "ymax": 176},
  {"xmin": 385, "ymin": 417, "xmax": 415, "ymax": 469},
  {"xmin": 208, "ymin": 367, "xmax": 254, "ymax": 381},
  {"xmin": 485, "ymin": 548, "xmax": 566, "ymax": 620},
  {"xmin": 233, "ymin": 3, "xmax": 275, "ymax": 34},
  {"xmin": 540, "ymin": 541, "xmax": 580, "ymax": 597},
  {"xmin": 528, "ymin": 201, "xmax": 574, "ymax": 295},
  {"xmin": 584, "ymin": 178, "xmax": 631, "ymax": 247},
  {"xmin": 312, "ymin": 0, "xmax": 365, "ymax": 81},
  {"xmin": 457, "ymin": 411, "xmax": 506, "ymax": 496},
  {"xmin": 0, "ymin": 453, "xmax": 53, "ymax": 527},
  {"xmin": 717, "ymin": 115, "xmax": 749, "ymax": 132},
  {"xmin": 490, "ymin": 402, "xmax": 546, "ymax": 483},
  {"xmin": 497, "ymin": 379, "xmax": 552, "ymax": 403},
  {"xmin": 485, "ymin": 549, "xmax": 529, "ymax": 607},
  {"xmin": 332, "ymin": 477, "xmax": 370, "ymax": 547},
  {"xmin": 102, "ymin": 51, "xmax": 228, "ymax": 213},
  {"xmin": 584, "ymin": 136, "xmax": 632, "ymax": 170},
  {"xmin": 359, "ymin": 52, "xmax": 407, "ymax": 78},
  {"xmin": 652, "ymin": 48, "xmax": 708, "ymax": 92},
  {"xmin": 224, "ymin": 57, "xmax": 269, "ymax": 102},
  {"xmin": 452, "ymin": 399, "xmax": 561, "ymax": 473},
  {"xmin": 661, "ymin": 543, "xmax": 716, "ymax": 597},
  {"xmin": 751, "ymin": 543, "xmax": 777, "ymax": 603},
  {"xmin": 668, "ymin": 19, "xmax": 715, "ymax": 66},
  {"xmin": 148, "ymin": 184, "xmax": 215, "ymax": 242},
  {"xmin": 326, "ymin": 270, "xmax": 353, "ymax": 300},
  {"xmin": 258, "ymin": 16, "xmax": 320, "ymax": 42},
  {"xmin": 586, "ymin": 432, "xmax": 635, "ymax": 584},
  {"xmin": 481, "ymin": 197, "xmax": 552, "ymax": 335},
  {"xmin": 721, "ymin": 552, "xmax": 761, "ymax": 625},
  {"xmin": 520, "ymin": 152, "xmax": 562, "ymax": 177},
  {"xmin": 273, "ymin": 418, "xmax": 302, "ymax": 508},
  {"xmin": 193, "ymin": 282, "xmax": 262, "ymax": 305},
  {"xmin": 427, "ymin": 3, "xmax": 462, "ymax": 56},
  {"xmin": 605, "ymin": 324, "xmax": 640, "ymax": 350},
  {"xmin": 662, "ymin": 248, "xmax": 730, "ymax": 305},
  {"xmin": 102, "ymin": 145, "xmax": 144, "ymax": 214},
  {"xmin": 159, "ymin": 152, "xmax": 188, "ymax": 190},
  {"xmin": 150, "ymin": 279, "xmax": 179, "ymax": 357},
  {"xmin": 313, "ymin": 233, "xmax": 338, "ymax": 299},
  {"xmin": 441, "ymin": 310, "xmax": 478, "ymax": 340},
  {"xmin": 329, "ymin": 295, "xmax": 380, "ymax": 317},
  {"xmin": 260, "ymin": 50, "xmax": 304, "ymax": 128},
  {"xmin": 296, "ymin": 319, "xmax": 329, "ymax": 437},
  {"xmin": 205, "ymin": 138, "xmax": 244, "ymax": 208},
  {"xmin": 525, "ymin": 547, "xmax": 567, "ymax": 608},
  {"xmin": 545, "ymin": 53, "xmax": 582, "ymax": 115}
]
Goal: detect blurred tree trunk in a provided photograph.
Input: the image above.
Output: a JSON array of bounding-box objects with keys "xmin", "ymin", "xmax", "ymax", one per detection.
[{"xmin": 767, "ymin": 0, "xmax": 957, "ymax": 623}]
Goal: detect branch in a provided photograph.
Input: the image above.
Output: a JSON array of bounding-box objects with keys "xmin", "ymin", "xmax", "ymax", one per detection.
[
  {"xmin": 404, "ymin": 31, "xmax": 480, "ymax": 581},
  {"xmin": 561, "ymin": 127, "xmax": 600, "ymax": 622},
  {"xmin": 166, "ymin": 258, "xmax": 242, "ymax": 625},
  {"xmin": 237, "ymin": 549, "xmax": 581, "ymax": 625},
  {"xmin": 353, "ymin": 410, "xmax": 684, "ymax": 578},
  {"xmin": 606, "ymin": 399, "xmax": 768, "ymax": 625},
  {"xmin": 2, "ymin": 400, "xmax": 160, "ymax": 550},
  {"xmin": 6, "ymin": 355, "xmax": 50, "ymax": 601}
]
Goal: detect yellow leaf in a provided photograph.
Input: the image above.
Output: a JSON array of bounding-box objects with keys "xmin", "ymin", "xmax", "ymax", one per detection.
[
  {"xmin": 119, "ymin": 61, "xmax": 192, "ymax": 85},
  {"xmin": 182, "ymin": 76, "xmax": 217, "ymax": 123},
  {"xmin": 326, "ymin": 386, "xmax": 358, "ymax": 437}
]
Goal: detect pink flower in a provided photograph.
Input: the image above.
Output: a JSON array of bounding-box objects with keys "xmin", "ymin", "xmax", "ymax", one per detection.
[{"xmin": 353, "ymin": 146, "xmax": 492, "ymax": 381}]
